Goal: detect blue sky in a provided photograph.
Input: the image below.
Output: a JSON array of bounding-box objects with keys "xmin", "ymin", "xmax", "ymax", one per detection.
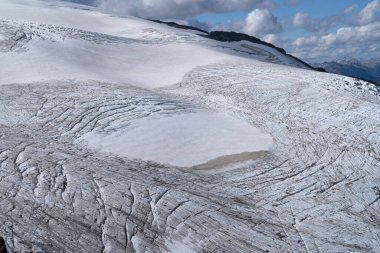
[
  {"xmin": 68, "ymin": 0, "xmax": 380, "ymax": 62},
  {"xmin": 196, "ymin": 0, "xmax": 370, "ymax": 39},
  {"xmin": 197, "ymin": 1, "xmax": 368, "ymax": 23},
  {"xmin": 194, "ymin": 0, "xmax": 379, "ymax": 62}
]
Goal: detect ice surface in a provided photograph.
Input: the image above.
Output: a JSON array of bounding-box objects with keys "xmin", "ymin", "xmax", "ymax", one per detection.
[
  {"xmin": 81, "ymin": 112, "xmax": 273, "ymax": 167},
  {"xmin": 0, "ymin": 0, "xmax": 379, "ymax": 253},
  {"xmin": 164, "ymin": 240, "xmax": 196, "ymax": 253}
]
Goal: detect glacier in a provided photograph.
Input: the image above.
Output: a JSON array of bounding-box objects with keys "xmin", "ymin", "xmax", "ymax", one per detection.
[{"xmin": 0, "ymin": 0, "xmax": 379, "ymax": 253}]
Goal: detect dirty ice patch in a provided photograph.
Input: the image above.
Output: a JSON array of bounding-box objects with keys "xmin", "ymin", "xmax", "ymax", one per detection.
[{"xmin": 80, "ymin": 112, "xmax": 273, "ymax": 167}]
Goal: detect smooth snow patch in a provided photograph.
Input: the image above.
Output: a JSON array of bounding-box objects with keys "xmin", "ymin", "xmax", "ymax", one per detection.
[
  {"xmin": 80, "ymin": 112, "xmax": 273, "ymax": 167},
  {"xmin": 0, "ymin": 34, "xmax": 6, "ymax": 41}
]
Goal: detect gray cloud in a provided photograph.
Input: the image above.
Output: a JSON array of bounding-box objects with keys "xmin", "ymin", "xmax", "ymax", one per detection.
[{"xmin": 94, "ymin": 0, "xmax": 276, "ymax": 20}]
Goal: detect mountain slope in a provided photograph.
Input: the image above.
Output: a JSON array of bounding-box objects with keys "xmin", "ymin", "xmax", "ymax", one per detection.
[
  {"xmin": 0, "ymin": 1, "xmax": 379, "ymax": 253},
  {"xmin": 150, "ymin": 20, "xmax": 324, "ymax": 72},
  {"xmin": 315, "ymin": 58, "xmax": 380, "ymax": 85}
]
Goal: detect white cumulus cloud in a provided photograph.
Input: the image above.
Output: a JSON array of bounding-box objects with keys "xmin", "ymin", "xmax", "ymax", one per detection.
[{"xmin": 243, "ymin": 9, "xmax": 282, "ymax": 37}]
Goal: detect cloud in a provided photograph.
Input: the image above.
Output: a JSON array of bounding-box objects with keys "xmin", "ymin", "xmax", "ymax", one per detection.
[
  {"xmin": 292, "ymin": 12, "xmax": 340, "ymax": 33},
  {"xmin": 288, "ymin": 1, "xmax": 380, "ymax": 62},
  {"xmin": 192, "ymin": 8, "xmax": 282, "ymax": 45},
  {"xmin": 288, "ymin": 2, "xmax": 379, "ymax": 60},
  {"xmin": 262, "ymin": 33, "xmax": 280, "ymax": 44},
  {"xmin": 291, "ymin": 21, "xmax": 380, "ymax": 61},
  {"xmin": 293, "ymin": 12, "xmax": 310, "ymax": 28},
  {"xmin": 94, "ymin": 0, "xmax": 276, "ymax": 20},
  {"xmin": 344, "ymin": 4, "xmax": 358, "ymax": 14},
  {"xmin": 292, "ymin": 35, "xmax": 319, "ymax": 47},
  {"xmin": 358, "ymin": 0, "xmax": 380, "ymax": 25},
  {"xmin": 243, "ymin": 9, "xmax": 282, "ymax": 37},
  {"xmin": 176, "ymin": 8, "xmax": 283, "ymax": 47}
]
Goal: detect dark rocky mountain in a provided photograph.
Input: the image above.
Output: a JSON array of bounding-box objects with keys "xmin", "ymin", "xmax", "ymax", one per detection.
[{"xmin": 149, "ymin": 19, "xmax": 209, "ymax": 34}]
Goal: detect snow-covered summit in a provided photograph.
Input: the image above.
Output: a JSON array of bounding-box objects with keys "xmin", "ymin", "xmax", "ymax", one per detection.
[
  {"xmin": 0, "ymin": 0, "xmax": 314, "ymax": 87},
  {"xmin": 315, "ymin": 57, "xmax": 380, "ymax": 85}
]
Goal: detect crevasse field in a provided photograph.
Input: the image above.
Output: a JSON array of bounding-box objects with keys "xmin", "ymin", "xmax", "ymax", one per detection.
[{"xmin": 0, "ymin": 0, "xmax": 379, "ymax": 252}]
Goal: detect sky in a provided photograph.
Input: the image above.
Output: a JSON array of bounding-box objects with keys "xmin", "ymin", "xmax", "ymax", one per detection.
[{"xmin": 67, "ymin": 0, "xmax": 380, "ymax": 63}]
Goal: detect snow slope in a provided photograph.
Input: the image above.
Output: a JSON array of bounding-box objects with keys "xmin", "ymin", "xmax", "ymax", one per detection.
[
  {"xmin": 0, "ymin": 0, "xmax": 308, "ymax": 87},
  {"xmin": 0, "ymin": 0, "xmax": 226, "ymax": 86},
  {"xmin": 0, "ymin": 1, "xmax": 379, "ymax": 253}
]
